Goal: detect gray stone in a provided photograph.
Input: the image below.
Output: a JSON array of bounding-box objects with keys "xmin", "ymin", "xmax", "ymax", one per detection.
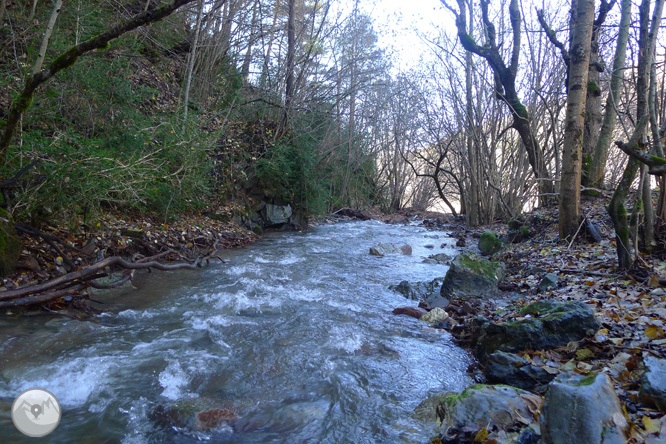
[
  {"xmin": 389, "ymin": 277, "xmax": 445, "ymax": 301},
  {"xmin": 369, "ymin": 242, "xmax": 401, "ymax": 256},
  {"xmin": 437, "ymin": 385, "xmax": 542, "ymax": 436},
  {"xmin": 262, "ymin": 203, "xmax": 292, "ymax": 225},
  {"xmin": 421, "ymin": 307, "xmax": 449, "ymax": 325},
  {"xmin": 477, "ymin": 300, "xmax": 600, "ymax": 361},
  {"xmin": 485, "ymin": 352, "xmax": 555, "ymax": 392},
  {"xmin": 478, "ymin": 230, "xmax": 504, "ymax": 256},
  {"xmin": 541, "ymin": 372, "xmax": 627, "ymax": 444},
  {"xmin": 399, "ymin": 244, "xmax": 412, "ymax": 255},
  {"xmin": 440, "ymin": 252, "xmax": 505, "ymax": 299},
  {"xmin": 538, "ymin": 273, "xmax": 559, "ymax": 291},
  {"xmin": 640, "ymin": 356, "xmax": 666, "ymax": 412},
  {"xmin": 422, "ymin": 253, "xmax": 451, "ymax": 264},
  {"xmin": 412, "ymin": 392, "xmax": 451, "ymax": 423}
]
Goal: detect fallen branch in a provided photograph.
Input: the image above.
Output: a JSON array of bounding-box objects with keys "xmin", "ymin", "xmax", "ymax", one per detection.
[{"xmin": 558, "ymin": 268, "xmax": 618, "ymax": 277}]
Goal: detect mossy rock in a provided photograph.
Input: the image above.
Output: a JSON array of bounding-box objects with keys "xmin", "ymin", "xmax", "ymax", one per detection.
[
  {"xmin": 0, "ymin": 208, "xmax": 21, "ymax": 277},
  {"xmin": 477, "ymin": 301, "xmax": 600, "ymax": 361},
  {"xmin": 478, "ymin": 231, "xmax": 504, "ymax": 255},
  {"xmin": 440, "ymin": 252, "xmax": 505, "ymax": 299}
]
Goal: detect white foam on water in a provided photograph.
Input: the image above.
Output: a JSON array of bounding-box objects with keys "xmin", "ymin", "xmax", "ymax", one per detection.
[
  {"xmin": 0, "ymin": 355, "xmax": 117, "ymax": 407},
  {"xmin": 117, "ymin": 309, "xmax": 159, "ymax": 320},
  {"xmin": 327, "ymin": 327, "xmax": 363, "ymax": 353},
  {"xmin": 158, "ymin": 360, "xmax": 190, "ymax": 400},
  {"xmin": 277, "ymin": 255, "xmax": 305, "ymax": 265}
]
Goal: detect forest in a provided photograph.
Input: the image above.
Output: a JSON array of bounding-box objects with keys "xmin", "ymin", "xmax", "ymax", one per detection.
[
  {"xmin": 2, "ymin": 1, "xmax": 666, "ymax": 443},
  {"xmin": 0, "ymin": 0, "xmax": 665, "ymax": 277}
]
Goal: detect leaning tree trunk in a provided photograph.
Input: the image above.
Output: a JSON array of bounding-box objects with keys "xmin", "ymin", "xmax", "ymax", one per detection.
[
  {"xmin": 559, "ymin": 0, "xmax": 595, "ymax": 242},
  {"xmin": 588, "ymin": 0, "xmax": 631, "ymax": 190}
]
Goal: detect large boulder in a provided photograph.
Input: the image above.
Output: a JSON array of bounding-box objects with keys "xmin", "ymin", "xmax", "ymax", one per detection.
[
  {"xmin": 541, "ymin": 372, "xmax": 627, "ymax": 444},
  {"xmin": 478, "ymin": 231, "xmax": 504, "ymax": 256},
  {"xmin": 0, "ymin": 208, "xmax": 20, "ymax": 277},
  {"xmin": 477, "ymin": 301, "xmax": 600, "ymax": 360},
  {"xmin": 440, "ymin": 252, "xmax": 505, "ymax": 299},
  {"xmin": 484, "ymin": 351, "xmax": 555, "ymax": 392},
  {"xmin": 640, "ymin": 356, "xmax": 666, "ymax": 412},
  {"xmin": 421, "ymin": 385, "xmax": 542, "ymax": 438}
]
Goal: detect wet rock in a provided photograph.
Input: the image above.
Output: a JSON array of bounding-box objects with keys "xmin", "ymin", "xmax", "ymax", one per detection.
[
  {"xmin": 421, "ymin": 307, "xmax": 449, "ymax": 325},
  {"xmin": 369, "ymin": 242, "xmax": 401, "ymax": 256},
  {"xmin": 262, "ymin": 204, "xmax": 292, "ymax": 225},
  {"xmin": 477, "ymin": 301, "xmax": 600, "ymax": 361},
  {"xmin": 392, "ymin": 306, "xmax": 426, "ymax": 319},
  {"xmin": 412, "ymin": 392, "xmax": 451, "ymax": 423},
  {"xmin": 389, "ymin": 277, "xmax": 445, "ymax": 301},
  {"xmin": 455, "ymin": 237, "xmax": 466, "ymax": 247},
  {"xmin": 399, "ymin": 244, "xmax": 412, "ymax": 255},
  {"xmin": 435, "ymin": 385, "xmax": 542, "ymax": 437},
  {"xmin": 422, "ymin": 253, "xmax": 451, "ymax": 265},
  {"xmin": 541, "ymin": 372, "xmax": 627, "ymax": 444},
  {"xmin": 507, "ymin": 217, "xmax": 532, "ymax": 243},
  {"xmin": 424, "ymin": 244, "xmax": 435, "ymax": 249},
  {"xmin": 440, "ymin": 252, "xmax": 505, "ymax": 299},
  {"xmin": 484, "ymin": 351, "xmax": 555, "ymax": 392},
  {"xmin": 383, "ymin": 214, "xmax": 409, "ymax": 224},
  {"xmin": 478, "ymin": 231, "xmax": 503, "ymax": 256},
  {"xmin": 538, "ymin": 273, "xmax": 559, "ymax": 291},
  {"xmin": 150, "ymin": 398, "xmax": 237, "ymax": 432},
  {"xmin": 423, "ymin": 293, "xmax": 449, "ymax": 310},
  {"xmin": 640, "ymin": 356, "xmax": 666, "ymax": 412}
]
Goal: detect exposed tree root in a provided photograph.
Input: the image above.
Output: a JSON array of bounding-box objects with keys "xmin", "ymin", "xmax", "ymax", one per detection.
[{"xmin": 0, "ymin": 248, "xmax": 224, "ymax": 308}]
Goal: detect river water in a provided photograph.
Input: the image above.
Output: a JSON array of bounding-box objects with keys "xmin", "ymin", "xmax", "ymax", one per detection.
[{"xmin": 0, "ymin": 220, "xmax": 472, "ymax": 443}]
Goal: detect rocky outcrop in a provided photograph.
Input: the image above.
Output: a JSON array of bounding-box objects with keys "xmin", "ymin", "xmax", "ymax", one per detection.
[
  {"xmin": 640, "ymin": 356, "xmax": 666, "ymax": 412},
  {"xmin": 541, "ymin": 372, "xmax": 627, "ymax": 444},
  {"xmin": 262, "ymin": 203, "xmax": 292, "ymax": 225},
  {"xmin": 477, "ymin": 300, "xmax": 600, "ymax": 361},
  {"xmin": 484, "ymin": 351, "xmax": 555, "ymax": 393},
  {"xmin": 478, "ymin": 231, "xmax": 503, "ymax": 256},
  {"xmin": 440, "ymin": 252, "xmax": 505, "ymax": 299}
]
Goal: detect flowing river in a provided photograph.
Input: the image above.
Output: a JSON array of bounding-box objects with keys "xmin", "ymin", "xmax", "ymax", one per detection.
[{"xmin": 0, "ymin": 220, "xmax": 473, "ymax": 443}]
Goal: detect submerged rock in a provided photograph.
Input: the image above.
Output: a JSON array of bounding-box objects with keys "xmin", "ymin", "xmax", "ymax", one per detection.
[
  {"xmin": 478, "ymin": 231, "xmax": 503, "ymax": 256},
  {"xmin": 541, "ymin": 372, "xmax": 627, "ymax": 444},
  {"xmin": 484, "ymin": 351, "xmax": 555, "ymax": 392},
  {"xmin": 422, "ymin": 253, "xmax": 451, "ymax": 265},
  {"xmin": 477, "ymin": 300, "xmax": 600, "ymax": 360},
  {"xmin": 440, "ymin": 252, "xmax": 505, "ymax": 299},
  {"xmin": 640, "ymin": 356, "xmax": 666, "ymax": 412},
  {"xmin": 149, "ymin": 398, "xmax": 237, "ymax": 432}
]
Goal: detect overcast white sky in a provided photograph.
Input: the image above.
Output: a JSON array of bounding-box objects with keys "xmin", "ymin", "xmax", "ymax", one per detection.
[{"xmin": 359, "ymin": 0, "xmax": 455, "ymax": 70}]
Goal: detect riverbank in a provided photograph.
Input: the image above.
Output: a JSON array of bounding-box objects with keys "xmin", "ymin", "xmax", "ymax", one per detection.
[{"xmin": 409, "ymin": 201, "xmax": 666, "ymax": 443}]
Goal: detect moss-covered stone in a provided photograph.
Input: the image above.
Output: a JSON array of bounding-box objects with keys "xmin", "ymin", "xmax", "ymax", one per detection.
[
  {"xmin": 477, "ymin": 301, "xmax": 600, "ymax": 361},
  {"xmin": 440, "ymin": 252, "xmax": 505, "ymax": 299},
  {"xmin": 478, "ymin": 230, "xmax": 504, "ymax": 256},
  {"xmin": 0, "ymin": 208, "xmax": 21, "ymax": 277}
]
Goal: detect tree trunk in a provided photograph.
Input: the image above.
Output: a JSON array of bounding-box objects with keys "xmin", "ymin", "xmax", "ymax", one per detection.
[
  {"xmin": 182, "ymin": 0, "xmax": 204, "ymax": 121},
  {"xmin": 282, "ymin": 0, "xmax": 296, "ymax": 129},
  {"xmin": 464, "ymin": 0, "xmax": 478, "ymax": 226},
  {"xmin": 31, "ymin": 0, "xmax": 63, "ymax": 76},
  {"xmin": 588, "ymin": 0, "xmax": 631, "ymax": 190},
  {"xmin": 559, "ymin": 0, "xmax": 595, "ymax": 242}
]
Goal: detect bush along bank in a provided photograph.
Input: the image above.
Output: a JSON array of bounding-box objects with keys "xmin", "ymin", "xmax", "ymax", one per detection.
[{"xmin": 388, "ymin": 206, "xmax": 666, "ymax": 444}]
